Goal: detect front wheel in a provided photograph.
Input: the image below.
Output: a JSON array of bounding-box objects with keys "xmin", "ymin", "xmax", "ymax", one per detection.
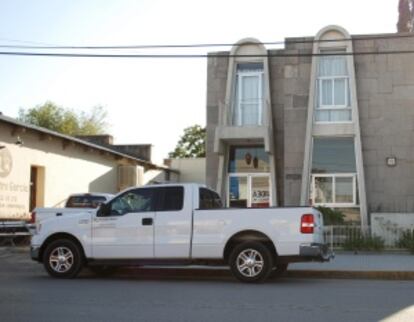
[
  {"xmin": 229, "ymin": 241, "xmax": 273, "ymax": 283},
  {"xmin": 43, "ymin": 239, "xmax": 83, "ymax": 278}
]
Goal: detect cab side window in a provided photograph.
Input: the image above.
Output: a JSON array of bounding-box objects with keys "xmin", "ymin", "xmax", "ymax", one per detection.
[
  {"xmin": 156, "ymin": 187, "xmax": 184, "ymax": 211},
  {"xmin": 109, "ymin": 188, "xmax": 155, "ymax": 216},
  {"xmin": 199, "ymin": 188, "xmax": 223, "ymax": 209}
]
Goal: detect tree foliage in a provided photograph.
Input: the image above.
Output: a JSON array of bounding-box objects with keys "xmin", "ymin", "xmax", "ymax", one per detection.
[
  {"xmin": 169, "ymin": 125, "xmax": 206, "ymax": 158},
  {"xmin": 397, "ymin": 0, "xmax": 414, "ymax": 32},
  {"xmin": 18, "ymin": 101, "xmax": 108, "ymax": 136},
  {"xmin": 316, "ymin": 206, "xmax": 346, "ymax": 226}
]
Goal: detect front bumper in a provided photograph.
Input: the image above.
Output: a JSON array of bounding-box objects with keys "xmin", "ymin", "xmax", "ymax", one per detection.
[
  {"xmin": 30, "ymin": 246, "xmax": 41, "ymax": 262},
  {"xmin": 299, "ymin": 243, "xmax": 334, "ymax": 262}
]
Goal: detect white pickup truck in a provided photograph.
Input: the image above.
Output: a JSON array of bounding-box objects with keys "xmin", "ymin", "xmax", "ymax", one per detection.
[{"xmin": 31, "ymin": 183, "xmax": 332, "ymax": 283}]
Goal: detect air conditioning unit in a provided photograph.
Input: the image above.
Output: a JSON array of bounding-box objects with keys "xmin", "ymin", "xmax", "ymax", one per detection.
[{"xmin": 118, "ymin": 165, "xmax": 144, "ymax": 191}]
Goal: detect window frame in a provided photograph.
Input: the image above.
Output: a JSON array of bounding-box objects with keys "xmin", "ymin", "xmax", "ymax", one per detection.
[
  {"xmin": 318, "ymin": 76, "xmax": 349, "ymax": 109},
  {"xmin": 311, "ymin": 173, "xmax": 357, "ymax": 207},
  {"xmin": 227, "ymin": 173, "xmax": 271, "ymax": 208},
  {"xmin": 315, "ymin": 52, "xmax": 352, "ymax": 124},
  {"xmin": 233, "ymin": 66, "xmax": 264, "ymax": 126}
]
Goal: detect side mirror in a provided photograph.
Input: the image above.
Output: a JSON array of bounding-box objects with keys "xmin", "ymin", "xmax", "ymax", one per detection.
[{"xmin": 97, "ymin": 203, "xmax": 110, "ymax": 217}]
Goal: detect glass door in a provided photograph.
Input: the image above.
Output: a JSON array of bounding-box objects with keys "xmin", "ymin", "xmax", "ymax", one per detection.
[
  {"xmin": 228, "ymin": 174, "xmax": 271, "ymax": 208},
  {"xmin": 251, "ymin": 175, "xmax": 271, "ymax": 208}
]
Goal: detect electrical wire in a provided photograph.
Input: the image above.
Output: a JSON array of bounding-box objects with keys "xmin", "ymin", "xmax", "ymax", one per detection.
[
  {"xmin": 0, "ymin": 32, "xmax": 414, "ymax": 50},
  {"xmin": 0, "ymin": 50, "xmax": 413, "ymax": 59}
]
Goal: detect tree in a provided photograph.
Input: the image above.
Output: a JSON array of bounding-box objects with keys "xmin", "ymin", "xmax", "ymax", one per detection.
[
  {"xmin": 169, "ymin": 125, "xmax": 206, "ymax": 158},
  {"xmin": 316, "ymin": 206, "xmax": 346, "ymax": 226},
  {"xmin": 397, "ymin": 0, "xmax": 414, "ymax": 32},
  {"xmin": 18, "ymin": 101, "xmax": 108, "ymax": 136}
]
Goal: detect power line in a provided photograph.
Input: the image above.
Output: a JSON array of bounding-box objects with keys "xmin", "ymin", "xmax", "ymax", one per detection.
[
  {"xmin": 0, "ymin": 50, "xmax": 414, "ymax": 59},
  {"xmin": 0, "ymin": 37, "xmax": 56, "ymax": 47},
  {"xmin": 0, "ymin": 33, "xmax": 414, "ymax": 50}
]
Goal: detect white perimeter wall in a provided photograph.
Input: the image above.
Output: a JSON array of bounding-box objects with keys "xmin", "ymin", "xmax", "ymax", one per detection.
[
  {"xmin": 371, "ymin": 213, "xmax": 414, "ymax": 245},
  {"xmin": 169, "ymin": 158, "xmax": 206, "ymax": 185}
]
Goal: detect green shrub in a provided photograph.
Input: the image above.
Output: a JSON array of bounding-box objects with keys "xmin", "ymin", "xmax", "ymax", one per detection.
[
  {"xmin": 397, "ymin": 230, "xmax": 414, "ymax": 254},
  {"xmin": 316, "ymin": 206, "xmax": 345, "ymax": 225},
  {"xmin": 342, "ymin": 232, "xmax": 385, "ymax": 251}
]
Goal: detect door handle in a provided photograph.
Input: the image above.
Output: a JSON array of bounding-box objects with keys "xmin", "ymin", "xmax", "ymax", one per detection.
[{"xmin": 142, "ymin": 218, "xmax": 153, "ymax": 226}]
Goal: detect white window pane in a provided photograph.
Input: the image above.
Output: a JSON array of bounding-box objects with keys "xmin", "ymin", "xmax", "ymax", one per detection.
[
  {"xmin": 330, "ymin": 110, "xmax": 352, "ymax": 122},
  {"xmin": 315, "ymin": 177, "xmax": 333, "ymax": 204},
  {"xmin": 321, "ymin": 79, "xmax": 333, "ymax": 105},
  {"xmin": 319, "ymin": 56, "xmax": 347, "ymax": 76},
  {"xmin": 241, "ymin": 76, "xmax": 259, "ymax": 100},
  {"xmin": 334, "ymin": 78, "xmax": 346, "ymax": 105},
  {"xmin": 234, "ymin": 70, "xmax": 262, "ymax": 126},
  {"xmin": 241, "ymin": 103, "xmax": 260, "ymax": 125},
  {"xmin": 315, "ymin": 110, "xmax": 330, "ymax": 122},
  {"xmin": 335, "ymin": 177, "xmax": 354, "ymax": 203}
]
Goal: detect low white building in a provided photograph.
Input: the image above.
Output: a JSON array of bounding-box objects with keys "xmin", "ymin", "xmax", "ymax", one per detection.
[{"xmin": 0, "ymin": 114, "xmax": 178, "ymax": 220}]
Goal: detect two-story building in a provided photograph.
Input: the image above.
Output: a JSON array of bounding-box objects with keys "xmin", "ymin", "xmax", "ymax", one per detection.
[{"xmin": 206, "ymin": 25, "xmax": 414, "ymax": 226}]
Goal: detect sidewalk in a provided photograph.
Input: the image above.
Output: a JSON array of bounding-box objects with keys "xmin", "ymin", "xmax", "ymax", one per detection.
[
  {"xmin": 287, "ymin": 251, "xmax": 414, "ymax": 280},
  {"xmin": 291, "ymin": 251, "xmax": 414, "ymax": 271}
]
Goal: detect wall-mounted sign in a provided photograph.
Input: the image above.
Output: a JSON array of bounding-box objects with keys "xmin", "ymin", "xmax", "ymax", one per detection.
[
  {"xmin": 0, "ymin": 147, "xmax": 29, "ymax": 219},
  {"xmin": 251, "ymin": 189, "xmax": 270, "ymax": 208}
]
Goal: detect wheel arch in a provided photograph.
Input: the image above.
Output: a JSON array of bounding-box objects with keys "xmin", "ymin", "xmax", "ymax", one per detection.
[
  {"xmin": 39, "ymin": 232, "xmax": 86, "ymax": 263},
  {"xmin": 223, "ymin": 230, "xmax": 278, "ymax": 263}
]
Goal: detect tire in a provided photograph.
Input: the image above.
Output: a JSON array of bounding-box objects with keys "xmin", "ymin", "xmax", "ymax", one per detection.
[
  {"xmin": 43, "ymin": 239, "xmax": 83, "ymax": 278},
  {"xmin": 89, "ymin": 265, "xmax": 118, "ymax": 276},
  {"xmin": 270, "ymin": 263, "xmax": 288, "ymax": 278},
  {"xmin": 229, "ymin": 241, "xmax": 273, "ymax": 283}
]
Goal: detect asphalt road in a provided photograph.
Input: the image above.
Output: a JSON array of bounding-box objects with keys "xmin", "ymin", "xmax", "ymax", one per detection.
[{"xmin": 1, "ymin": 248, "xmax": 414, "ymax": 322}]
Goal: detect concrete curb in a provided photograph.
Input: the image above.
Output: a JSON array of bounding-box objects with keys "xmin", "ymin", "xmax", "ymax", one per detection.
[
  {"xmin": 287, "ymin": 270, "xmax": 414, "ymax": 281},
  {"xmin": 114, "ymin": 267, "xmax": 414, "ymax": 281}
]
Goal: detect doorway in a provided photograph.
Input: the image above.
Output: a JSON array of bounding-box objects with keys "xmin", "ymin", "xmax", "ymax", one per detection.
[
  {"xmin": 29, "ymin": 166, "xmax": 45, "ymax": 211},
  {"xmin": 228, "ymin": 174, "xmax": 271, "ymax": 208}
]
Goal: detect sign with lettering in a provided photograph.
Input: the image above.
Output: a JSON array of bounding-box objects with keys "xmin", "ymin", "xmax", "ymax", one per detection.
[
  {"xmin": 0, "ymin": 147, "xmax": 29, "ymax": 219},
  {"xmin": 251, "ymin": 189, "xmax": 270, "ymax": 208}
]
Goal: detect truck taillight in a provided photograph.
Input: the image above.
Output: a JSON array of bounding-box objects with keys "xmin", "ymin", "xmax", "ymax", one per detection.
[
  {"xmin": 300, "ymin": 214, "xmax": 314, "ymax": 234},
  {"xmin": 29, "ymin": 212, "xmax": 36, "ymax": 224}
]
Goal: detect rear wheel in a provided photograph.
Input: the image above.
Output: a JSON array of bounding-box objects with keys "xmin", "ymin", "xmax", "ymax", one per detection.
[
  {"xmin": 229, "ymin": 241, "xmax": 273, "ymax": 283},
  {"xmin": 43, "ymin": 239, "xmax": 83, "ymax": 278}
]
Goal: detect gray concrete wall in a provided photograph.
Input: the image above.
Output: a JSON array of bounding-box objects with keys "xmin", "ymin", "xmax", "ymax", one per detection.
[
  {"xmin": 206, "ymin": 54, "xmax": 228, "ymax": 190},
  {"xmin": 269, "ymin": 40, "xmax": 313, "ymax": 206},
  {"xmin": 354, "ymin": 35, "xmax": 414, "ymax": 213}
]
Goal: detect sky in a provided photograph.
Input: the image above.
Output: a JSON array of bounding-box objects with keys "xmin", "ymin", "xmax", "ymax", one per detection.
[{"xmin": 0, "ymin": 0, "xmax": 397, "ymax": 163}]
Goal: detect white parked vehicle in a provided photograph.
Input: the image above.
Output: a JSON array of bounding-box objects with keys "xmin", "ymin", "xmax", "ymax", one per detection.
[{"xmin": 30, "ymin": 183, "xmax": 333, "ymax": 283}]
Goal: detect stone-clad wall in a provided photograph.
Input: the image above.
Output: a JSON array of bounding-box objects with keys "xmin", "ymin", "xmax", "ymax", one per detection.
[
  {"xmin": 206, "ymin": 33, "xmax": 414, "ymax": 213},
  {"xmin": 206, "ymin": 54, "xmax": 228, "ymax": 190},
  {"xmin": 354, "ymin": 36, "xmax": 414, "ymax": 213},
  {"xmin": 269, "ymin": 38, "xmax": 313, "ymax": 206}
]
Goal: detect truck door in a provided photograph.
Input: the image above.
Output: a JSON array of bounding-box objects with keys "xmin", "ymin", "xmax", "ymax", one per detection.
[
  {"xmin": 92, "ymin": 188, "xmax": 156, "ymax": 259},
  {"xmin": 154, "ymin": 186, "xmax": 193, "ymax": 258}
]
